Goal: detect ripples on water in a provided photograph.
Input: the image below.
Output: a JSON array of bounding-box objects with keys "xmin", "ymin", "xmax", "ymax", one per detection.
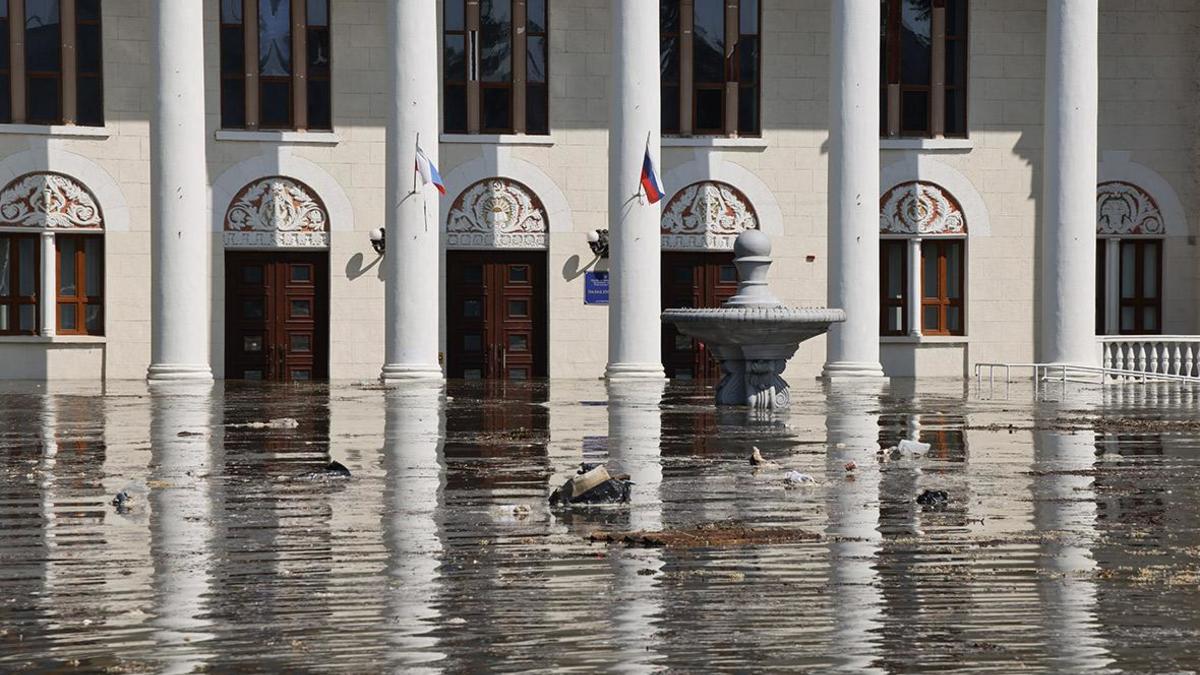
[{"xmin": 1, "ymin": 378, "xmax": 1199, "ymax": 672}]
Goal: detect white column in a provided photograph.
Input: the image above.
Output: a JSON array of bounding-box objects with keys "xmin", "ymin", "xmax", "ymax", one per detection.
[
  {"xmin": 908, "ymin": 237, "xmax": 922, "ymax": 337},
  {"xmin": 1042, "ymin": 0, "xmax": 1098, "ymax": 365},
  {"xmin": 381, "ymin": 0, "xmax": 443, "ymax": 383},
  {"xmin": 147, "ymin": 0, "xmax": 211, "ymax": 382},
  {"xmin": 606, "ymin": 0, "xmax": 665, "ymax": 381},
  {"xmin": 39, "ymin": 232, "xmax": 55, "ymax": 337},
  {"xmin": 823, "ymin": 0, "xmax": 884, "ymax": 380}
]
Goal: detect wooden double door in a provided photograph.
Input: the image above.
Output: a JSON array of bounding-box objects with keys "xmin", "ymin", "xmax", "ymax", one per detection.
[
  {"xmin": 661, "ymin": 252, "xmax": 738, "ymax": 380},
  {"xmin": 225, "ymin": 252, "xmax": 329, "ymax": 382},
  {"xmin": 446, "ymin": 251, "xmax": 547, "ymax": 380}
]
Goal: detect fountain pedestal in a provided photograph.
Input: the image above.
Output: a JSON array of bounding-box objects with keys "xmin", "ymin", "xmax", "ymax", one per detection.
[{"xmin": 662, "ymin": 231, "xmax": 846, "ymax": 410}]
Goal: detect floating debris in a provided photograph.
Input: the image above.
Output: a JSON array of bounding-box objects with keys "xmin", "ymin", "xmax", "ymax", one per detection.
[
  {"xmin": 549, "ymin": 464, "xmax": 632, "ymax": 506},
  {"xmin": 784, "ymin": 471, "xmax": 819, "ymax": 487},
  {"xmin": 111, "ymin": 491, "xmax": 132, "ymax": 513},
  {"xmin": 750, "ymin": 446, "xmax": 781, "ymax": 470},
  {"xmin": 229, "ymin": 418, "xmax": 300, "ymax": 430},
  {"xmin": 589, "ymin": 521, "xmax": 820, "ymax": 549},
  {"xmin": 916, "ymin": 489, "xmax": 950, "ymax": 509},
  {"xmin": 292, "ymin": 460, "xmax": 352, "ymax": 481}
]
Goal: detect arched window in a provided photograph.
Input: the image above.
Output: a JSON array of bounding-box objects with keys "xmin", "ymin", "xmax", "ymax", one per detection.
[
  {"xmin": 443, "ymin": 0, "xmax": 549, "ymax": 135},
  {"xmin": 220, "ymin": 0, "xmax": 332, "ymax": 130},
  {"xmin": 660, "ymin": 0, "xmax": 760, "ymax": 137},
  {"xmin": 0, "ymin": 172, "xmax": 105, "ymax": 336},
  {"xmin": 881, "ymin": 0, "xmax": 967, "ymax": 139},
  {"xmin": 1096, "ymin": 181, "xmax": 1164, "ymax": 336},
  {"xmin": 879, "ymin": 181, "xmax": 966, "ymax": 337}
]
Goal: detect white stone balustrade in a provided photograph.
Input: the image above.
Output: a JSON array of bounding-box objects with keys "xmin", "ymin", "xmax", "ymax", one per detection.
[{"xmin": 1100, "ymin": 337, "xmax": 1200, "ymax": 378}]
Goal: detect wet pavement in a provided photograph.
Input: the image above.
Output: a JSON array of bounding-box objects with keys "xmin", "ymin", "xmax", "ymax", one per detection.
[{"xmin": 1, "ymin": 377, "xmax": 1200, "ymax": 672}]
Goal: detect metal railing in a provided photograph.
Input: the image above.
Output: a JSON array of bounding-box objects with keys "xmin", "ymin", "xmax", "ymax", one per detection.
[{"xmin": 974, "ymin": 360, "xmax": 1200, "ymax": 401}]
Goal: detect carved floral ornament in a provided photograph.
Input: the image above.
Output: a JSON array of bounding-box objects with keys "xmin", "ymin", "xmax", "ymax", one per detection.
[
  {"xmin": 879, "ymin": 181, "xmax": 966, "ymax": 236},
  {"xmin": 1096, "ymin": 181, "xmax": 1164, "ymax": 236},
  {"xmin": 661, "ymin": 181, "xmax": 759, "ymax": 251},
  {"xmin": 0, "ymin": 172, "xmax": 104, "ymax": 230},
  {"xmin": 224, "ymin": 176, "xmax": 330, "ymax": 249},
  {"xmin": 446, "ymin": 178, "xmax": 548, "ymax": 250}
]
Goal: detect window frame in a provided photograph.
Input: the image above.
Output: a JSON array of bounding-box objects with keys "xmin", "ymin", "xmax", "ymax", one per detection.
[
  {"xmin": 919, "ymin": 238, "xmax": 965, "ymax": 336},
  {"xmin": 1098, "ymin": 236, "xmax": 1163, "ymax": 336},
  {"xmin": 661, "ymin": 0, "xmax": 761, "ymax": 138},
  {"xmin": 219, "ymin": 0, "xmax": 333, "ymax": 132},
  {"xmin": 0, "ymin": 233, "xmax": 40, "ymax": 336},
  {"xmin": 879, "ymin": 238, "xmax": 908, "ymax": 337},
  {"xmin": 55, "ymin": 232, "xmax": 102, "ymax": 336},
  {"xmin": 881, "ymin": 0, "xmax": 968, "ymax": 140},
  {"xmin": 0, "ymin": 0, "xmax": 103, "ymax": 127},
  {"xmin": 442, "ymin": 0, "xmax": 548, "ymax": 136}
]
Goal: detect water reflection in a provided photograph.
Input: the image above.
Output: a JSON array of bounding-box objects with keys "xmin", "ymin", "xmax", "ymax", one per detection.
[
  {"xmin": 824, "ymin": 384, "xmax": 885, "ymax": 673},
  {"xmin": 1032, "ymin": 408, "xmax": 1112, "ymax": 671},
  {"xmin": 148, "ymin": 383, "xmax": 217, "ymax": 674},
  {"xmin": 607, "ymin": 380, "xmax": 666, "ymax": 672},
  {"xmin": 382, "ymin": 382, "xmax": 447, "ymax": 672}
]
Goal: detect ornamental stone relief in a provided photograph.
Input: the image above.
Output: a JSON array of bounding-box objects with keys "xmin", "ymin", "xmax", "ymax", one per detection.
[
  {"xmin": 879, "ymin": 181, "xmax": 966, "ymax": 235},
  {"xmin": 224, "ymin": 177, "xmax": 330, "ymax": 249},
  {"xmin": 661, "ymin": 181, "xmax": 759, "ymax": 251},
  {"xmin": 446, "ymin": 178, "xmax": 548, "ymax": 250},
  {"xmin": 1097, "ymin": 181, "xmax": 1163, "ymax": 236},
  {"xmin": 0, "ymin": 172, "xmax": 104, "ymax": 229}
]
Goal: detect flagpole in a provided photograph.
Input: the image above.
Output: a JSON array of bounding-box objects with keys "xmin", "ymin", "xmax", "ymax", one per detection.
[{"xmin": 413, "ymin": 132, "xmax": 420, "ymax": 196}]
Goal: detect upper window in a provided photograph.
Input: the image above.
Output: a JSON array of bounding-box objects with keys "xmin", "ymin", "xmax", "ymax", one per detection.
[
  {"xmin": 879, "ymin": 181, "xmax": 967, "ymax": 337},
  {"xmin": 220, "ymin": 0, "xmax": 332, "ymax": 131},
  {"xmin": 1096, "ymin": 182, "xmax": 1165, "ymax": 336},
  {"xmin": 0, "ymin": 0, "xmax": 104, "ymax": 127},
  {"xmin": 443, "ymin": 0, "xmax": 549, "ymax": 136},
  {"xmin": 660, "ymin": 0, "xmax": 760, "ymax": 137},
  {"xmin": 880, "ymin": 0, "xmax": 967, "ymax": 139}
]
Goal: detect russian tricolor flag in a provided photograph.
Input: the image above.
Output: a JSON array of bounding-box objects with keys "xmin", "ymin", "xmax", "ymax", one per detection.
[
  {"xmin": 640, "ymin": 146, "xmax": 665, "ymax": 204},
  {"xmin": 415, "ymin": 144, "xmax": 446, "ymax": 195}
]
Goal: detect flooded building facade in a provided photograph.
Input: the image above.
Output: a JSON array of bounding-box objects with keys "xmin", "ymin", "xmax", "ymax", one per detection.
[{"xmin": 0, "ymin": 0, "xmax": 1195, "ymax": 382}]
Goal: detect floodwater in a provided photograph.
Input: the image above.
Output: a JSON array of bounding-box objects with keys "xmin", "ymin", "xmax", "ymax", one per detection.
[{"xmin": 1, "ymin": 377, "xmax": 1200, "ymax": 673}]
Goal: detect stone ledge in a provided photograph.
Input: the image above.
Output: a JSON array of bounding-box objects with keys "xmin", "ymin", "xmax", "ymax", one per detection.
[
  {"xmin": 440, "ymin": 133, "xmax": 556, "ymax": 146},
  {"xmin": 0, "ymin": 335, "xmax": 107, "ymax": 344},
  {"xmin": 662, "ymin": 136, "xmax": 768, "ymax": 149},
  {"xmin": 881, "ymin": 336, "xmax": 970, "ymax": 345},
  {"xmin": 214, "ymin": 129, "xmax": 341, "ymax": 145},
  {"xmin": 881, "ymin": 137, "xmax": 974, "ymax": 151},
  {"xmin": 0, "ymin": 124, "xmax": 112, "ymax": 139}
]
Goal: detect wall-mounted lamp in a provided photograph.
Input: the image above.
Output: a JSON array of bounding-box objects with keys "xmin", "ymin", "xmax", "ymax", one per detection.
[
  {"xmin": 587, "ymin": 229, "xmax": 610, "ymax": 258},
  {"xmin": 369, "ymin": 227, "xmax": 386, "ymax": 255}
]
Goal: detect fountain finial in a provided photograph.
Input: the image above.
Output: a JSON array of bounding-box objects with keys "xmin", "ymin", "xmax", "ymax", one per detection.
[{"xmin": 726, "ymin": 229, "xmax": 781, "ymax": 308}]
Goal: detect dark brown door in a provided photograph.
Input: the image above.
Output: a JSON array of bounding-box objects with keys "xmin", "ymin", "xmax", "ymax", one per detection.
[
  {"xmin": 661, "ymin": 252, "xmax": 738, "ymax": 380},
  {"xmin": 446, "ymin": 251, "xmax": 547, "ymax": 380},
  {"xmin": 225, "ymin": 252, "xmax": 329, "ymax": 382}
]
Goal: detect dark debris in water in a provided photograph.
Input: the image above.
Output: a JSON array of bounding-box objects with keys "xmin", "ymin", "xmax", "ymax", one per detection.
[{"xmin": 589, "ymin": 521, "xmax": 821, "ymax": 549}]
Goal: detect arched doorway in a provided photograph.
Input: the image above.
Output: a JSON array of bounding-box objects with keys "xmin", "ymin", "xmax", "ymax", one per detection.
[
  {"xmin": 445, "ymin": 178, "xmax": 549, "ymax": 380},
  {"xmin": 222, "ymin": 177, "xmax": 331, "ymax": 382}
]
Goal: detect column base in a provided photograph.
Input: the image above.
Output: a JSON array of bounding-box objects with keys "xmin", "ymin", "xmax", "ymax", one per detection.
[
  {"xmin": 605, "ymin": 362, "xmax": 666, "ymax": 382},
  {"xmin": 821, "ymin": 361, "xmax": 886, "ymax": 381},
  {"xmin": 381, "ymin": 363, "xmax": 444, "ymax": 383},
  {"xmin": 147, "ymin": 364, "xmax": 214, "ymax": 383}
]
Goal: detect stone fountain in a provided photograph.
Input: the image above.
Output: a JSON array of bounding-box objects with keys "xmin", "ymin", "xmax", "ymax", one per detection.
[{"xmin": 662, "ymin": 230, "xmax": 846, "ymax": 410}]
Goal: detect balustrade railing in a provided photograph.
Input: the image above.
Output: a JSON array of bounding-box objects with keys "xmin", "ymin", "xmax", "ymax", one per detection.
[{"xmin": 1099, "ymin": 336, "xmax": 1200, "ymax": 379}]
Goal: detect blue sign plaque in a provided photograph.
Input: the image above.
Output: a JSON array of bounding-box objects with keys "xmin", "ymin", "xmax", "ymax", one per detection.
[{"xmin": 584, "ymin": 271, "xmax": 609, "ymax": 305}]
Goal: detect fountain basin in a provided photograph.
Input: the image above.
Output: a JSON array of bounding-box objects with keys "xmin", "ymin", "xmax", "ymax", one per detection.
[{"xmin": 661, "ymin": 230, "xmax": 846, "ymax": 410}]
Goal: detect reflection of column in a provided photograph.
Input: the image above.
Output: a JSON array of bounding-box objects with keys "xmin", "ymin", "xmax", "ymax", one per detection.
[
  {"xmin": 823, "ymin": 0, "xmax": 884, "ymax": 379},
  {"xmin": 1032, "ymin": 422, "xmax": 1110, "ymax": 670},
  {"xmin": 381, "ymin": 0, "xmax": 443, "ymax": 382},
  {"xmin": 148, "ymin": 0, "xmax": 212, "ymax": 381},
  {"xmin": 606, "ymin": 0, "xmax": 665, "ymax": 381},
  {"xmin": 1041, "ymin": 0, "xmax": 1098, "ymax": 365},
  {"xmin": 607, "ymin": 380, "xmax": 665, "ymax": 668},
  {"xmin": 825, "ymin": 387, "xmax": 885, "ymax": 673},
  {"xmin": 383, "ymin": 382, "xmax": 446, "ymax": 668},
  {"xmin": 150, "ymin": 383, "xmax": 216, "ymax": 674}
]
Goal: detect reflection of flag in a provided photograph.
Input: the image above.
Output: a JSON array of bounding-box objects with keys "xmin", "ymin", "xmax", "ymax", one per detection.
[
  {"xmin": 640, "ymin": 146, "xmax": 665, "ymax": 204},
  {"xmin": 415, "ymin": 145, "xmax": 445, "ymax": 195}
]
